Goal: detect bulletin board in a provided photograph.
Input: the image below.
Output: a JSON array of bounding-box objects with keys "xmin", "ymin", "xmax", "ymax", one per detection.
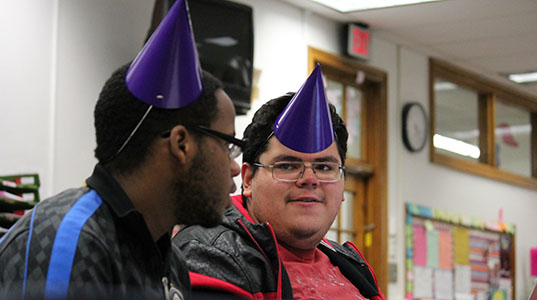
[{"xmin": 405, "ymin": 203, "xmax": 515, "ymax": 300}]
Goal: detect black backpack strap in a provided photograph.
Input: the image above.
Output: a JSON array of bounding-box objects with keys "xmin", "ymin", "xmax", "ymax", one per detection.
[{"xmin": 318, "ymin": 243, "xmax": 380, "ymax": 299}]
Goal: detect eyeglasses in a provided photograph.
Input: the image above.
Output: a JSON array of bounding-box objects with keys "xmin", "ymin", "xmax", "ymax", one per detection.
[
  {"xmin": 253, "ymin": 161, "xmax": 345, "ymax": 182},
  {"xmin": 161, "ymin": 125, "xmax": 245, "ymax": 159}
]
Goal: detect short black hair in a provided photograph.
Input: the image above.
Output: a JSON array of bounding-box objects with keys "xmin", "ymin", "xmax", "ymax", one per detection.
[
  {"xmin": 242, "ymin": 92, "xmax": 348, "ymax": 170},
  {"xmin": 94, "ymin": 64, "xmax": 223, "ymax": 176}
]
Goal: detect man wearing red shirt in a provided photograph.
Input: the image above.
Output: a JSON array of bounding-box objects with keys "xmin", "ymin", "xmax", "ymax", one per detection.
[{"xmin": 174, "ymin": 66, "xmax": 385, "ymax": 300}]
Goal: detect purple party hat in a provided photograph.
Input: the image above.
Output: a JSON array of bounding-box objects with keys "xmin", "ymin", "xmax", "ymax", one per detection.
[
  {"xmin": 273, "ymin": 64, "xmax": 334, "ymax": 153},
  {"xmin": 125, "ymin": 0, "xmax": 202, "ymax": 109}
]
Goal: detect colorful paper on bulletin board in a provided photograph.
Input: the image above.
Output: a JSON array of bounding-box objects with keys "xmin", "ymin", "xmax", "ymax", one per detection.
[
  {"xmin": 407, "ymin": 203, "xmax": 419, "ymax": 215},
  {"xmin": 455, "ymin": 293, "xmax": 475, "ymax": 300},
  {"xmin": 498, "ymin": 278, "xmax": 513, "ymax": 300},
  {"xmin": 438, "ymin": 230, "xmax": 453, "ymax": 269},
  {"xmin": 406, "ymin": 224, "xmax": 413, "ymax": 246},
  {"xmin": 418, "ymin": 205, "xmax": 433, "ymax": 218},
  {"xmin": 454, "ymin": 264, "xmax": 471, "ymax": 295},
  {"xmin": 413, "ymin": 266, "xmax": 433, "ymax": 299},
  {"xmin": 413, "ymin": 224, "xmax": 427, "ymax": 266},
  {"xmin": 453, "ymin": 227, "xmax": 469, "ymax": 265},
  {"xmin": 491, "ymin": 289, "xmax": 506, "ymax": 300},
  {"xmin": 427, "ymin": 229, "xmax": 439, "ymax": 268},
  {"xmin": 434, "ymin": 268, "xmax": 454, "ymax": 300},
  {"xmin": 530, "ymin": 248, "xmax": 537, "ymax": 276}
]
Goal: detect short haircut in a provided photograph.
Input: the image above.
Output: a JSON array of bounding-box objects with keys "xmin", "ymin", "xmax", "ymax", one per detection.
[
  {"xmin": 94, "ymin": 64, "xmax": 223, "ymax": 176},
  {"xmin": 242, "ymin": 92, "xmax": 349, "ymax": 171}
]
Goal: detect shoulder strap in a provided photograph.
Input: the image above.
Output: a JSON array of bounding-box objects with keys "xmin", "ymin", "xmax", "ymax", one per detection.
[
  {"xmin": 318, "ymin": 242, "xmax": 381, "ymax": 299},
  {"xmin": 22, "ymin": 203, "xmax": 40, "ymax": 299},
  {"xmin": 44, "ymin": 190, "xmax": 102, "ymax": 299}
]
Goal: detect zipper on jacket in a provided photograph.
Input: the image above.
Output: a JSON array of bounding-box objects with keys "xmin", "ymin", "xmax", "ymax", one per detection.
[
  {"xmin": 236, "ymin": 219, "xmax": 284, "ymax": 300},
  {"xmin": 162, "ymin": 276, "xmax": 170, "ymax": 299}
]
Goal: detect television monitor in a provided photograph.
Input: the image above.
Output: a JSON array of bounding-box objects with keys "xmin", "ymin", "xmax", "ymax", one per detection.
[{"xmin": 188, "ymin": 0, "xmax": 254, "ymax": 115}]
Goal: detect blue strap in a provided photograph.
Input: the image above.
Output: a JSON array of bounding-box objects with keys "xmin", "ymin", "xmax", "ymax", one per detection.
[
  {"xmin": 22, "ymin": 203, "xmax": 40, "ymax": 300},
  {"xmin": 0, "ymin": 224, "xmax": 12, "ymax": 245},
  {"xmin": 44, "ymin": 190, "xmax": 102, "ymax": 299}
]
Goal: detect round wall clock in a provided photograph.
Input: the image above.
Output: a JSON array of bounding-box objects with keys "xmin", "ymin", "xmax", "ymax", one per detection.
[{"xmin": 402, "ymin": 102, "xmax": 428, "ymax": 152}]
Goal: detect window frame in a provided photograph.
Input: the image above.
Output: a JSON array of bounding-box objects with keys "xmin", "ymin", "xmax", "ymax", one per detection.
[{"xmin": 430, "ymin": 58, "xmax": 537, "ymax": 190}]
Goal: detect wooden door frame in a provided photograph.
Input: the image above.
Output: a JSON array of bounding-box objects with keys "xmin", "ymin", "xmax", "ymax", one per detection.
[{"xmin": 308, "ymin": 46, "xmax": 389, "ymax": 295}]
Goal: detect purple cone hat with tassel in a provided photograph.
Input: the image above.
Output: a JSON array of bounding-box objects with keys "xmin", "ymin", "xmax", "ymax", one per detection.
[
  {"xmin": 126, "ymin": 0, "xmax": 202, "ymax": 109},
  {"xmin": 273, "ymin": 64, "xmax": 334, "ymax": 153}
]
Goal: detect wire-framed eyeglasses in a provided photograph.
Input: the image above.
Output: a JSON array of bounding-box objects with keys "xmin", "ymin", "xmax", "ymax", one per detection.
[
  {"xmin": 253, "ymin": 161, "xmax": 345, "ymax": 182},
  {"xmin": 161, "ymin": 125, "xmax": 245, "ymax": 159}
]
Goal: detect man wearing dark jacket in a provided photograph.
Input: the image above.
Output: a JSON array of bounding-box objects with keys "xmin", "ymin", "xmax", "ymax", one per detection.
[
  {"xmin": 174, "ymin": 66, "xmax": 385, "ymax": 300},
  {"xmin": 0, "ymin": 1, "xmax": 242, "ymax": 298}
]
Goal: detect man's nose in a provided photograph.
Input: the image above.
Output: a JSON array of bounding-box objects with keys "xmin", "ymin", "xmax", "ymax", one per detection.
[
  {"xmin": 230, "ymin": 158, "xmax": 241, "ymax": 177},
  {"xmin": 296, "ymin": 165, "xmax": 319, "ymax": 187}
]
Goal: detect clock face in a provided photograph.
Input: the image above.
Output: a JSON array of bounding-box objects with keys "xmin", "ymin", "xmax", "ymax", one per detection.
[{"xmin": 402, "ymin": 103, "xmax": 427, "ymax": 152}]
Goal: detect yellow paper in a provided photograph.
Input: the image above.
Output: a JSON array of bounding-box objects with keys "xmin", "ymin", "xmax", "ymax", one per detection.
[
  {"xmin": 365, "ymin": 232, "xmax": 373, "ymax": 247},
  {"xmin": 453, "ymin": 227, "xmax": 469, "ymax": 265}
]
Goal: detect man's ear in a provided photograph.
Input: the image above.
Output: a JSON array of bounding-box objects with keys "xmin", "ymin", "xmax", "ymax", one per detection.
[
  {"xmin": 168, "ymin": 125, "xmax": 195, "ymax": 164},
  {"xmin": 241, "ymin": 163, "xmax": 253, "ymax": 198}
]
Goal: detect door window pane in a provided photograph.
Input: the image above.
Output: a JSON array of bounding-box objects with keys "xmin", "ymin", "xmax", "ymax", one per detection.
[
  {"xmin": 495, "ymin": 101, "xmax": 532, "ymax": 177},
  {"xmin": 326, "ymin": 78, "xmax": 343, "ymax": 115},
  {"xmin": 326, "ymin": 229, "xmax": 338, "ymax": 241},
  {"xmin": 433, "ymin": 79, "xmax": 480, "ymax": 162},
  {"xmin": 340, "ymin": 191, "xmax": 354, "ymax": 231},
  {"xmin": 341, "ymin": 232, "xmax": 354, "ymax": 243},
  {"xmin": 328, "ymin": 191, "xmax": 356, "ymax": 244},
  {"xmin": 346, "ymin": 86, "xmax": 363, "ymax": 159}
]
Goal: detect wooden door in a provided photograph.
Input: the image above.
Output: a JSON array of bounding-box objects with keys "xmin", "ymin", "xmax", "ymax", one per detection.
[{"xmin": 310, "ymin": 47, "xmax": 388, "ymax": 295}]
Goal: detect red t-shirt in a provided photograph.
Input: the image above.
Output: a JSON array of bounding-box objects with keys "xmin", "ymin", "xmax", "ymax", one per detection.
[{"xmin": 278, "ymin": 243, "xmax": 369, "ymax": 300}]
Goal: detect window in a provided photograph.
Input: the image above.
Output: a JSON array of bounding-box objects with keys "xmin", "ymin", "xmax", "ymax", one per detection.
[
  {"xmin": 433, "ymin": 79, "xmax": 480, "ymax": 162},
  {"xmin": 325, "ymin": 79, "xmax": 364, "ymax": 160},
  {"xmin": 327, "ymin": 191, "xmax": 356, "ymax": 243},
  {"xmin": 495, "ymin": 100, "xmax": 533, "ymax": 178},
  {"xmin": 430, "ymin": 58, "xmax": 537, "ymax": 190}
]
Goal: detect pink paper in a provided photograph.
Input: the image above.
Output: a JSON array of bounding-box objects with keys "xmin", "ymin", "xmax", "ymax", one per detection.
[
  {"xmin": 413, "ymin": 225, "xmax": 427, "ymax": 266},
  {"xmin": 531, "ymin": 248, "xmax": 537, "ymax": 276},
  {"xmin": 439, "ymin": 230, "xmax": 453, "ymax": 269}
]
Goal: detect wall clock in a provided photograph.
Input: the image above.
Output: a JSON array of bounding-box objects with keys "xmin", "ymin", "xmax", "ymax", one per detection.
[{"xmin": 402, "ymin": 102, "xmax": 428, "ymax": 152}]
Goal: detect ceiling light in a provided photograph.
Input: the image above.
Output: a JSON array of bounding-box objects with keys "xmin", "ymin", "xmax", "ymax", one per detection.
[
  {"xmin": 310, "ymin": 0, "xmax": 444, "ymax": 13},
  {"xmin": 508, "ymin": 72, "xmax": 537, "ymax": 84},
  {"xmin": 434, "ymin": 81, "xmax": 457, "ymax": 91}
]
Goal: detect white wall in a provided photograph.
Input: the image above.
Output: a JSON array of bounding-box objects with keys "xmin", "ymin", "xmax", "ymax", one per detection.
[
  {"xmin": 1, "ymin": 1, "xmax": 536, "ymax": 299},
  {"xmin": 231, "ymin": 0, "xmax": 342, "ymax": 140},
  {"xmin": 53, "ymin": 0, "xmax": 153, "ymax": 192},
  {"xmin": 0, "ymin": 0, "xmax": 153, "ymax": 196},
  {"xmin": 0, "ymin": 0, "xmax": 56, "ymax": 197}
]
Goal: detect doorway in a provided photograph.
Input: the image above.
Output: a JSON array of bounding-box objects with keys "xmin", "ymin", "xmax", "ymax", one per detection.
[{"xmin": 310, "ymin": 47, "xmax": 389, "ymax": 294}]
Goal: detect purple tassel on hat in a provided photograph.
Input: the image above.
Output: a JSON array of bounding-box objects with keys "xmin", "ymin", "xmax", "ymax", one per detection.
[
  {"xmin": 126, "ymin": 0, "xmax": 202, "ymax": 109},
  {"xmin": 273, "ymin": 64, "xmax": 334, "ymax": 153}
]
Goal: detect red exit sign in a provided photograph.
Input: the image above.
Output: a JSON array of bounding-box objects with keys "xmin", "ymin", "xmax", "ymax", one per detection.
[{"xmin": 347, "ymin": 23, "xmax": 370, "ymax": 60}]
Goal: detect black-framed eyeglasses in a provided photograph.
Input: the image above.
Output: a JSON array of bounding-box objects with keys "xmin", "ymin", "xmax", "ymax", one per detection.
[
  {"xmin": 161, "ymin": 125, "xmax": 245, "ymax": 159},
  {"xmin": 253, "ymin": 161, "xmax": 345, "ymax": 182}
]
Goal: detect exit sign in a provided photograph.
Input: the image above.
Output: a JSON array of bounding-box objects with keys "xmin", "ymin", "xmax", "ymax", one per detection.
[{"xmin": 347, "ymin": 23, "xmax": 370, "ymax": 60}]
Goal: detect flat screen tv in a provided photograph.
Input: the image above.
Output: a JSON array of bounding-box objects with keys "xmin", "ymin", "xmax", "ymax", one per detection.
[{"xmin": 188, "ymin": 0, "xmax": 254, "ymax": 115}]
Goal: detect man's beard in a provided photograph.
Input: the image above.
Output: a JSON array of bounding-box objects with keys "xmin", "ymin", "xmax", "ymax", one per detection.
[{"xmin": 172, "ymin": 147, "xmax": 229, "ymax": 227}]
